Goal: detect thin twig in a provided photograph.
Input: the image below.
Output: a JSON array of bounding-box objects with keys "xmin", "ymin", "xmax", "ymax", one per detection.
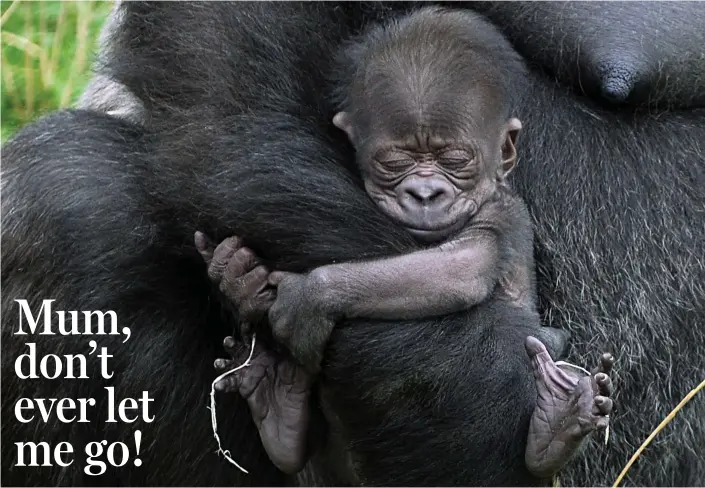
[{"xmin": 208, "ymin": 334, "xmax": 257, "ymax": 474}]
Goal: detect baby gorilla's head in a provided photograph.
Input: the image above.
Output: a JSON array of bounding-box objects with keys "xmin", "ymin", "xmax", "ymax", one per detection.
[{"xmin": 333, "ymin": 7, "xmax": 524, "ymax": 242}]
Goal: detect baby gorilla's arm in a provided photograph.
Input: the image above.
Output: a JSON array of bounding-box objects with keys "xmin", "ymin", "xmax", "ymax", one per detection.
[
  {"xmin": 196, "ymin": 228, "xmax": 503, "ymax": 374},
  {"xmin": 312, "ymin": 232, "xmax": 501, "ymax": 321},
  {"xmin": 262, "ymin": 231, "xmax": 502, "ymax": 371}
]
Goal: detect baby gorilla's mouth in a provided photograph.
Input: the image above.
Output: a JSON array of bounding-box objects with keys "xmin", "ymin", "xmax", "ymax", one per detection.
[
  {"xmin": 374, "ymin": 199, "xmax": 472, "ymax": 243},
  {"xmin": 404, "ymin": 217, "xmax": 467, "ymax": 242},
  {"xmin": 404, "ymin": 202, "xmax": 475, "ymax": 235},
  {"xmin": 402, "ymin": 198, "xmax": 477, "ymax": 238}
]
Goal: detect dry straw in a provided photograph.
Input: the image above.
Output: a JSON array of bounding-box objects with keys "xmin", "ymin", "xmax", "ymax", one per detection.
[
  {"xmin": 208, "ymin": 334, "xmax": 257, "ymax": 474},
  {"xmin": 613, "ymin": 378, "xmax": 705, "ymax": 487}
]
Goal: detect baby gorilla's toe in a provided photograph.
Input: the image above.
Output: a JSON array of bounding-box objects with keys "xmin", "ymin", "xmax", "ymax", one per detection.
[
  {"xmin": 214, "ymin": 375, "xmax": 241, "ymax": 393},
  {"xmin": 594, "ymin": 352, "xmax": 615, "ymax": 375},
  {"xmin": 595, "ymin": 371, "xmax": 613, "ymax": 397},
  {"xmin": 223, "ymin": 336, "xmax": 239, "ymax": 357},
  {"xmin": 214, "ymin": 358, "xmax": 233, "ymax": 371},
  {"xmin": 594, "ymin": 395, "xmax": 613, "ymax": 416}
]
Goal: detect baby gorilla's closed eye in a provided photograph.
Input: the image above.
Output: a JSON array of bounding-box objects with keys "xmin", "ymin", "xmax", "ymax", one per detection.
[
  {"xmin": 377, "ymin": 152, "xmax": 415, "ymax": 171},
  {"xmin": 438, "ymin": 149, "xmax": 473, "ymax": 169}
]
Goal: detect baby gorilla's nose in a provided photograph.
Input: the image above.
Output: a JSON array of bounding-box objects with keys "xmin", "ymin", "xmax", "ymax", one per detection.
[
  {"xmin": 393, "ymin": 176, "xmax": 464, "ymax": 240},
  {"xmin": 404, "ymin": 179, "xmax": 450, "ymax": 207}
]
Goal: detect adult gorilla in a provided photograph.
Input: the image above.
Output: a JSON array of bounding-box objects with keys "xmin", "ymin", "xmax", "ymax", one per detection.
[
  {"xmin": 1, "ymin": 4, "xmax": 563, "ymax": 486},
  {"xmin": 2, "ymin": 2, "xmax": 704, "ymax": 487}
]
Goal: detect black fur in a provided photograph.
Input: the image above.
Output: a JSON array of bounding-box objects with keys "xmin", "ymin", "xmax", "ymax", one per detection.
[
  {"xmin": 469, "ymin": 1, "xmax": 705, "ymax": 108},
  {"xmin": 2, "ymin": 1, "xmax": 705, "ymax": 486}
]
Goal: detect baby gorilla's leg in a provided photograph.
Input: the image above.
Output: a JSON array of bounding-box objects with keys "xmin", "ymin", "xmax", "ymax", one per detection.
[
  {"xmin": 524, "ymin": 336, "xmax": 614, "ymax": 478},
  {"xmin": 214, "ymin": 336, "xmax": 313, "ymax": 475},
  {"xmin": 195, "ymin": 232, "xmax": 314, "ymax": 474}
]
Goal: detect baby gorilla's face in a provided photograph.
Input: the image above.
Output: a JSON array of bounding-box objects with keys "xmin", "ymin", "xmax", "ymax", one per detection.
[
  {"xmin": 361, "ymin": 143, "xmax": 491, "ymax": 242},
  {"xmin": 366, "ymin": 131, "xmax": 520, "ymax": 242},
  {"xmin": 333, "ymin": 112, "xmax": 522, "ymax": 243}
]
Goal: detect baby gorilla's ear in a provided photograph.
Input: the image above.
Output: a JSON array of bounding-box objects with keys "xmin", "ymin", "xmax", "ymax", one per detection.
[
  {"xmin": 333, "ymin": 112, "xmax": 356, "ymax": 145},
  {"xmin": 499, "ymin": 118, "xmax": 522, "ymax": 179}
]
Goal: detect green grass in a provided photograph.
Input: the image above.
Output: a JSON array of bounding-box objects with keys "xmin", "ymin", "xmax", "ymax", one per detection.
[{"xmin": 1, "ymin": 0, "xmax": 113, "ymax": 142}]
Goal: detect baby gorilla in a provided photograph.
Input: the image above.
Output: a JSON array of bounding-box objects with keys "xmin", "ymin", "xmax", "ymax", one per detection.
[{"xmin": 197, "ymin": 7, "xmax": 614, "ymax": 478}]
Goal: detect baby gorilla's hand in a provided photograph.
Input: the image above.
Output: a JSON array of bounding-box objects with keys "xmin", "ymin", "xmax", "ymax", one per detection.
[
  {"xmin": 267, "ymin": 271, "xmax": 336, "ymax": 374},
  {"xmin": 194, "ymin": 232, "xmax": 275, "ymax": 334}
]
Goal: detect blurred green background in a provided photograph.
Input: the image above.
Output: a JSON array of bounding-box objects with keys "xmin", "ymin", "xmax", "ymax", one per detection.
[{"xmin": 1, "ymin": 0, "xmax": 113, "ymax": 142}]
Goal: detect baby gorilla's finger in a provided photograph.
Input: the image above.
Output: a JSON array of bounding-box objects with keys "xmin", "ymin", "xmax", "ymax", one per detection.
[
  {"xmin": 240, "ymin": 288, "xmax": 277, "ymax": 324},
  {"xmin": 223, "ymin": 336, "xmax": 240, "ymax": 358},
  {"xmin": 223, "ymin": 260, "xmax": 268, "ymax": 297},
  {"xmin": 194, "ymin": 231, "xmax": 215, "ymax": 265},
  {"xmin": 220, "ymin": 264, "xmax": 269, "ymax": 312},
  {"xmin": 208, "ymin": 236, "xmax": 243, "ymax": 283},
  {"xmin": 595, "ymin": 372, "xmax": 613, "ymax": 397},
  {"xmin": 218, "ymin": 247, "xmax": 259, "ymax": 290},
  {"xmin": 592, "ymin": 352, "xmax": 615, "ymax": 376},
  {"xmin": 594, "ymin": 396, "xmax": 614, "ymax": 415}
]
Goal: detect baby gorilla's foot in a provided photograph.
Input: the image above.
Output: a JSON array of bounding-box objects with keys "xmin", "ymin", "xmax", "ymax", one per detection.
[
  {"xmin": 524, "ymin": 336, "xmax": 614, "ymax": 478},
  {"xmin": 214, "ymin": 336, "xmax": 313, "ymax": 475}
]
